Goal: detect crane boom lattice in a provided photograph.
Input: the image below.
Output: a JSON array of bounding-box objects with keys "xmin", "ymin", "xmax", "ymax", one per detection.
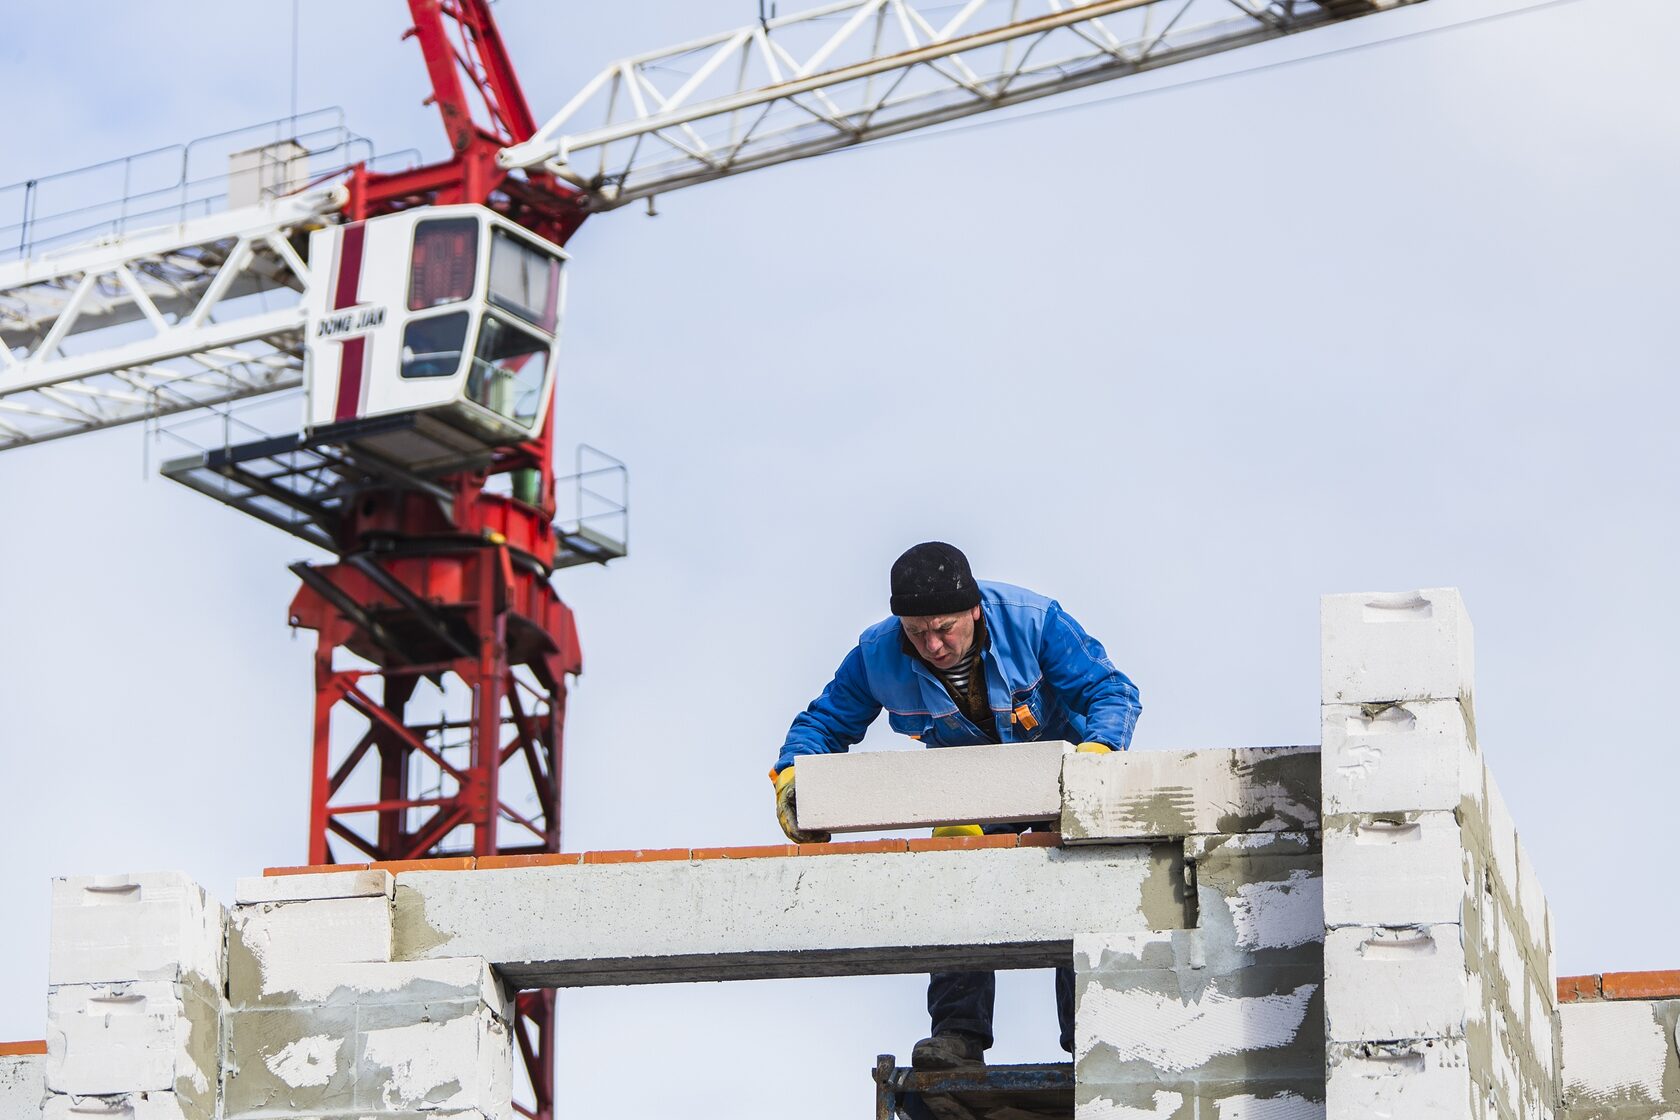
[
  {"xmin": 504, "ymin": 0, "xmax": 1420, "ymax": 207},
  {"xmin": 0, "ymin": 190, "xmax": 344, "ymax": 450}
]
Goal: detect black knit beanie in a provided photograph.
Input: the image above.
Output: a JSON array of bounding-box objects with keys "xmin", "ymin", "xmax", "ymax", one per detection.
[{"xmin": 890, "ymin": 542, "xmax": 981, "ymax": 617}]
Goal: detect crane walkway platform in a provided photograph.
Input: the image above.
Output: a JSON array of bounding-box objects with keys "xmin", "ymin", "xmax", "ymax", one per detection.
[{"xmin": 873, "ymin": 1057, "xmax": 1073, "ymax": 1120}]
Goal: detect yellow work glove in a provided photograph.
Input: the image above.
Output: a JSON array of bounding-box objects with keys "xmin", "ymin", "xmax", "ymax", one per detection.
[
  {"xmin": 771, "ymin": 767, "xmax": 830, "ymax": 844},
  {"xmin": 932, "ymin": 824, "xmax": 984, "ymax": 838},
  {"xmin": 1075, "ymin": 741, "xmax": 1113, "ymax": 754}
]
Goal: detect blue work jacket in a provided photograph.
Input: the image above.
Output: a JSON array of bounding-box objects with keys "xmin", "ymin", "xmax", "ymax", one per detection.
[{"xmin": 775, "ymin": 581, "xmax": 1140, "ymax": 772}]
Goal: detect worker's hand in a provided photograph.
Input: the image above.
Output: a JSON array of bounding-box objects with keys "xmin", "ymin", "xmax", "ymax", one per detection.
[
  {"xmin": 1074, "ymin": 741, "xmax": 1113, "ymax": 754},
  {"xmin": 772, "ymin": 767, "xmax": 830, "ymax": 844},
  {"xmin": 932, "ymin": 824, "xmax": 984, "ymax": 838}
]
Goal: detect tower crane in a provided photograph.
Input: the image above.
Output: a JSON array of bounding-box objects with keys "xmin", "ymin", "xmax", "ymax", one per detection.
[{"xmin": 0, "ymin": 0, "xmax": 1432, "ymax": 1112}]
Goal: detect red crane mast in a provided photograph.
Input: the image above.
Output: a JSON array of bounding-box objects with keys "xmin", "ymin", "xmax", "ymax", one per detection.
[{"xmin": 286, "ymin": 4, "xmax": 588, "ymax": 1113}]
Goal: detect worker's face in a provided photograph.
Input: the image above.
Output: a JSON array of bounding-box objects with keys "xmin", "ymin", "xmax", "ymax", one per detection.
[{"xmin": 901, "ymin": 607, "xmax": 981, "ymax": 670}]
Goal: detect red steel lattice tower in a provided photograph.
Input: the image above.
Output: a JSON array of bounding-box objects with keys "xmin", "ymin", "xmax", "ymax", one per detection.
[{"xmin": 285, "ymin": 3, "xmax": 590, "ymax": 1115}]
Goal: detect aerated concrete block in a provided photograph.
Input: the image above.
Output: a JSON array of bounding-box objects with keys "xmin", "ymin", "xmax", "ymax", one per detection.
[
  {"xmin": 1484, "ymin": 775, "xmax": 1519, "ymax": 902},
  {"xmin": 1076, "ymin": 930, "xmax": 1324, "ymax": 1109},
  {"xmin": 1322, "ymin": 810, "xmax": 1471, "ymax": 928},
  {"xmin": 222, "ymin": 957, "xmax": 511, "ymax": 1119},
  {"xmin": 1077, "ymin": 1088, "xmax": 1325, "ymax": 1118},
  {"xmin": 1062, "ymin": 747, "xmax": 1319, "ymax": 842},
  {"xmin": 42, "ymin": 1094, "xmax": 207, "ymax": 1120},
  {"xmin": 49, "ymin": 874, "xmax": 224, "ymax": 988},
  {"xmin": 793, "ymin": 741, "xmax": 1068, "ymax": 832},
  {"xmin": 1323, "ymin": 925, "xmax": 1471, "ymax": 1042},
  {"xmin": 234, "ymin": 870, "xmax": 393, "ymax": 905},
  {"xmin": 1321, "ymin": 588, "xmax": 1475, "ymax": 705},
  {"xmin": 392, "ymin": 845, "xmax": 1188, "ymax": 987},
  {"xmin": 228, "ymin": 896, "xmax": 393, "ymax": 1008},
  {"xmin": 0, "ymin": 1055, "xmax": 43, "ymax": 1120},
  {"xmin": 1516, "ymin": 848, "xmax": 1550, "ymax": 968},
  {"xmin": 1327, "ymin": 1039, "xmax": 1474, "ymax": 1116},
  {"xmin": 1187, "ymin": 832, "xmax": 1325, "ymax": 959},
  {"xmin": 1321, "ymin": 700, "xmax": 1480, "ymax": 815},
  {"xmin": 1560, "ymin": 999, "xmax": 1680, "ymax": 1119},
  {"xmin": 1074, "ymin": 834, "xmax": 1325, "ymax": 1119},
  {"xmin": 44, "ymin": 977, "xmax": 220, "ymax": 1112}
]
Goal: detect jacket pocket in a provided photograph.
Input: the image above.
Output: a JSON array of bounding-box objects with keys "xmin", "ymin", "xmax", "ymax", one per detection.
[
  {"xmin": 1008, "ymin": 686, "xmax": 1047, "ymax": 739},
  {"xmin": 887, "ymin": 710, "xmax": 934, "ymax": 740}
]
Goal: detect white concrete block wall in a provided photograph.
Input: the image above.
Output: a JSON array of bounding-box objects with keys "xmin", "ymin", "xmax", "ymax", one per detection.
[
  {"xmin": 0, "ymin": 1055, "xmax": 43, "ymax": 1120},
  {"xmin": 1561, "ymin": 998, "xmax": 1680, "ymax": 1119},
  {"xmin": 794, "ymin": 740, "xmax": 1068, "ymax": 832},
  {"xmin": 228, "ymin": 895, "xmax": 393, "ymax": 1005},
  {"xmin": 223, "ymin": 881, "xmax": 512, "ymax": 1120},
  {"xmin": 1321, "ymin": 698, "xmax": 1480, "ymax": 816},
  {"xmin": 45, "ymin": 980, "xmax": 219, "ymax": 1112},
  {"xmin": 45, "ymin": 874, "xmax": 228, "ymax": 1120},
  {"xmin": 1323, "ymin": 925, "xmax": 1471, "ymax": 1041},
  {"xmin": 49, "ymin": 874, "xmax": 224, "ymax": 988},
  {"xmin": 1320, "ymin": 589, "xmax": 1558, "ymax": 1120},
  {"xmin": 1074, "ymin": 832, "xmax": 1326, "ymax": 1118},
  {"xmin": 1327, "ymin": 1039, "xmax": 1475, "ymax": 1115},
  {"xmin": 41, "ymin": 1094, "xmax": 206, "ymax": 1120},
  {"xmin": 234, "ymin": 869, "xmax": 392, "ymax": 905},
  {"xmin": 1321, "ymin": 588, "xmax": 1475, "ymax": 705},
  {"xmin": 1321, "ymin": 810, "xmax": 1471, "ymax": 927},
  {"xmin": 222, "ymin": 957, "xmax": 513, "ymax": 1119},
  {"xmin": 1062, "ymin": 746, "xmax": 1319, "ymax": 842}
]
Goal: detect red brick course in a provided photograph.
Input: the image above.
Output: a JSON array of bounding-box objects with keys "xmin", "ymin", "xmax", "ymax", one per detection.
[
  {"xmin": 1602, "ymin": 970, "xmax": 1680, "ymax": 1001},
  {"xmin": 369, "ymin": 857, "xmax": 475, "ymax": 876},
  {"xmin": 0, "ymin": 1040, "xmax": 46, "ymax": 1056},
  {"xmin": 1559, "ymin": 970, "xmax": 1680, "ymax": 1003},
  {"xmin": 907, "ymin": 833, "xmax": 1018, "ymax": 853},
  {"xmin": 476, "ymin": 854, "xmax": 584, "ymax": 870},
  {"xmin": 692, "ymin": 844, "xmax": 801, "ymax": 860},
  {"xmin": 1557, "ymin": 975, "xmax": 1600, "ymax": 1003},
  {"xmin": 264, "ymin": 863, "xmax": 370, "ymax": 877},
  {"xmin": 263, "ymin": 832, "xmax": 1066, "ymax": 877},
  {"xmin": 798, "ymin": 839, "xmax": 910, "ymax": 857},
  {"xmin": 581, "ymin": 848, "xmax": 690, "ymax": 865}
]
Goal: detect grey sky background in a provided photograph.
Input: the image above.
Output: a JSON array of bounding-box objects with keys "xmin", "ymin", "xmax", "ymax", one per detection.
[{"xmin": 1, "ymin": 0, "xmax": 1676, "ymax": 1114}]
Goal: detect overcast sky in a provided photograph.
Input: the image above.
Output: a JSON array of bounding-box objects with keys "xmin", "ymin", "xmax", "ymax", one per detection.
[{"xmin": 2, "ymin": 0, "xmax": 1676, "ymax": 1114}]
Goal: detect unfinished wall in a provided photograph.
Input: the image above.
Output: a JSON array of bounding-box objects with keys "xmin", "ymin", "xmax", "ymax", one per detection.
[
  {"xmin": 1558, "ymin": 972, "xmax": 1680, "ymax": 1119},
  {"xmin": 17, "ymin": 586, "xmax": 1657, "ymax": 1120},
  {"xmin": 0, "ymin": 1051, "xmax": 43, "ymax": 1120},
  {"xmin": 42, "ymin": 873, "xmax": 227, "ymax": 1120},
  {"xmin": 1320, "ymin": 590, "xmax": 1557, "ymax": 1120},
  {"xmin": 223, "ymin": 869, "xmax": 511, "ymax": 1118},
  {"xmin": 1071, "ymin": 840, "xmax": 1325, "ymax": 1117}
]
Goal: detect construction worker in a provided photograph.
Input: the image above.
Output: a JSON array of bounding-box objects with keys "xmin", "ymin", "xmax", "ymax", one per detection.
[{"xmin": 770, "ymin": 542, "xmax": 1141, "ymax": 1069}]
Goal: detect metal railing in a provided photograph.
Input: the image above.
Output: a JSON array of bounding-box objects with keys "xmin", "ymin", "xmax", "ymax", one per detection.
[
  {"xmin": 0, "ymin": 108, "xmax": 415, "ymax": 261},
  {"xmin": 556, "ymin": 444, "xmax": 629, "ymax": 560}
]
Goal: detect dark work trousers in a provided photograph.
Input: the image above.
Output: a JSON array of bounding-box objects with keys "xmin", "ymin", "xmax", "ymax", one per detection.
[{"xmin": 926, "ymin": 822, "xmax": 1074, "ymax": 1052}]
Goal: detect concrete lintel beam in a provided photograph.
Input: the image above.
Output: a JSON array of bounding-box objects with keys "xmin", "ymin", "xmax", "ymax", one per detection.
[{"xmin": 393, "ymin": 845, "xmax": 1187, "ymax": 988}]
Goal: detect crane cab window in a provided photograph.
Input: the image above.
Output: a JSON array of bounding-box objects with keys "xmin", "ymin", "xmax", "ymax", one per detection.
[
  {"xmin": 400, "ymin": 311, "xmax": 470, "ymax": 379},
  {"xmin": 467, "ymin": 315, "xmax": 550, "ymax": 427},
  {"xmin": 409, "ymin": 218, "xmax": 479, "ymax": 310},
  {"xmin": 488, "ymin": 228, "xmax": 561, "ymax": 332}
]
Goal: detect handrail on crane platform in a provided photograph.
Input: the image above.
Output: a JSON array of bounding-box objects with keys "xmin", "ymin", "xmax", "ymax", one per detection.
[
  {"xmin": 554, "ymin": 444, "xmax": 629, "ymax": 569},
  {"xmin": 0, "ymin": 108, "xmax": 414, "ymax": 261}
]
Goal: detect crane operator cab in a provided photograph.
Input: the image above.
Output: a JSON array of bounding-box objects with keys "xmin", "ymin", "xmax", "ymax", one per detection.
[{"xmin": 303, "ymin": 204, "xmax": 564, "ymax": 471}]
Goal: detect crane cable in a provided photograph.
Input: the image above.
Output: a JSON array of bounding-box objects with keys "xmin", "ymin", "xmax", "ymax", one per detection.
[
  {"xmin": 291, "ymin": 0, "xmax": 302, "ymax": 128},
  {"xmin": 824, "ymin": 0, "xmax": 1600, "ymax": 159}
]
